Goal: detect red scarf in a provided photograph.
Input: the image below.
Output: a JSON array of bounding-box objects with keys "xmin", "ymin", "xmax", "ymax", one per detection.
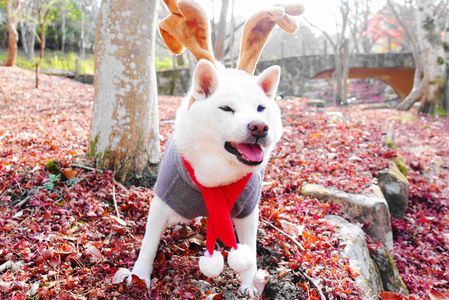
[{"xmin": 183, "ymin": 158, "xmax": 251, "ymax": 254}]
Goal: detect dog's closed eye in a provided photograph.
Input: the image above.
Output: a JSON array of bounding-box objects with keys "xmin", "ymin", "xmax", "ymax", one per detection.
[{"xmin": 219, "ymin": 105, "xmax": 235, "ymax": 113}]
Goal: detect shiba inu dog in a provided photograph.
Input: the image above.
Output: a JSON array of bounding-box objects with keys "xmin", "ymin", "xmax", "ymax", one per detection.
[{"xmin": 130, "ymin": 0, "xmax": 303, "ymax": 296}]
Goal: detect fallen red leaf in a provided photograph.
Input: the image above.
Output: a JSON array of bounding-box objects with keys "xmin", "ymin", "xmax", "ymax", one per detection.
[
  {"xmin": 379, "ymin": 291, "xmax": 405, "ymax": 300},
  {"xmin": 63, "ymin": 168, "xmax": 78, "ymax": 180},
  {"xmin": 429, "ymin": 289, "xmax": 449, "ymax": 300}
]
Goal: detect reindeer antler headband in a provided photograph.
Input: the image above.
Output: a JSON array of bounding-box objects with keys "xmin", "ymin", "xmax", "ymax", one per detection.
[{"xmin": 159, "ymin": 0, "xmax": 304, "ymax": 74}]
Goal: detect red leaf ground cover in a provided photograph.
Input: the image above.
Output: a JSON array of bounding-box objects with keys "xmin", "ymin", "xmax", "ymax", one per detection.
[
  {"xmin": 350, "ymin": 109, "xmax": 449, "ymax": 298},
  {"xmin": 0, "ymin": 67, "xmax": 448, "ymax": 299}
]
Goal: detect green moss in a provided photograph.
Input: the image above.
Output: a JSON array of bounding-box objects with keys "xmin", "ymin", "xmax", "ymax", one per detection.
[
  {"xmin": 387, "ymin": 252, "xmax": 410, "ymax": 294},
  {"xmin": 444, "ymin": 42, "xmax": 449, "ymax": 52},
  {"xmin": 393, "ymin": 156, "xmax": 408, "ymax": 177},
  {"xmin": 87, "ymin": 134, "xmax": 115, "ymax": 170},
  {"xmin": 384, "ymin": 136, "xmax": 396, "ymax": 150},
  {"xmin": 87, "ymin": 134, "xmax": 100, "ymax": 159},
  {"xmin": 437, "ymin": 56, "xmax": 445, "ymax": 65},
  {"xmin": 95, "ymin": 148, "xmax": 113, "ymax": 170},
  {"xmin": 45, "ymin": 160, "xmax": 62, "ymax": 174},
  {"xmin": 433, "ymin": 104, "xmax": 447, "ymax": 117}
]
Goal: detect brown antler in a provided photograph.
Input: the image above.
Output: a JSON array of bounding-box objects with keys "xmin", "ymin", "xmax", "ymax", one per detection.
[
  {"xmin": 237, "ymin": 3, "xmax": 305, "ymax": 75},
  {"xmin": 159, "ymin": 0, "xmax": 216, "ymax": 63}
]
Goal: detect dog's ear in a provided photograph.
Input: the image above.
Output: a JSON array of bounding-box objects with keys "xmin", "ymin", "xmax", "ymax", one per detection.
[
  {"xmin": 192, "ymin": 60, "xmax": 218, "ymax": 100},
  {"xmin": 257, "ymin": 65, "xmax": 280, "ymax": 98}
]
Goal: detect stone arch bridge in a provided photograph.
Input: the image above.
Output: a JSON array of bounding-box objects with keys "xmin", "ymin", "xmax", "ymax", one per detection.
[
  {"xmin": 256, "ymin": 52, "xmax": 415, "ymax": 99},
  {"xmin": 157, "ymin": 53, "xmax": 415, "ymax": 99}
]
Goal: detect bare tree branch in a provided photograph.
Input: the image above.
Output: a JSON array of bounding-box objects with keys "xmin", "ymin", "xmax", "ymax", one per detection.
[
  {"xmin": 302, "ymin": 16, "xmax": 336, "ymax": 51},
  {"xmin": 386, "ymin": 0, "xmax": 423, "ymax": 72}
]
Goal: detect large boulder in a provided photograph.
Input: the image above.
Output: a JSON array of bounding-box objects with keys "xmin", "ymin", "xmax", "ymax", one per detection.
[
  {"xmin": 301, "ymin": 184, "xmax": 393, "ymax": 251},
  {"xmin": 370, "ymin": 247, "xmax": 409, "ymax": 294},
  {"xmin": 326, "ymin": 215, "xmax": 383, "ymax": 299},
  {"xmin": 377, "ymin": 162, "xmax": 409, "ymax": 218}
]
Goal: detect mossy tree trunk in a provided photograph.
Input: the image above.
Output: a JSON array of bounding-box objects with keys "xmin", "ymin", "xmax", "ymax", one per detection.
[
  {"xmin": 396, "ymin": 0, "xmax": 447, "ymax": 113},
  {"xmin": 89, "ymin": 0, "xmax": 160, "ymax": 187}
]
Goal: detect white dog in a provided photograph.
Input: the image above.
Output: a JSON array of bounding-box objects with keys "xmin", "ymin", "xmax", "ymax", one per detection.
[
  {"xmin": 130, "ymin": 0, "xmax": 303, "ymax": 296},
  {"xmin": 131, "ymin": 60, "xmax": 282, "ymax": 296}
]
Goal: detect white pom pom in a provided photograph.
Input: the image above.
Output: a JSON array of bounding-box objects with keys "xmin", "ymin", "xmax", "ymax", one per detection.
[
  {"xmin": 228, "ymin": 244, "xmax": 255, "ymax": 273},
  {"xmin": 199, "ymin": 250, "xmax": 224, "ymax": 278}
]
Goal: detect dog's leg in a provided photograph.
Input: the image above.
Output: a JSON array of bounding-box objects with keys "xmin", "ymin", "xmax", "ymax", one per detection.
[
  {"xmin": 233, "ymin": 206, "xmax": 259, "ymax": 297},
  {"xmin": 130, "ymin": 196, "xmax": 171, "ymax": 288}
]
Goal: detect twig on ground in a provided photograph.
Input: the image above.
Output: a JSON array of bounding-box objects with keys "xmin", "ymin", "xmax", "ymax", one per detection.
[
  {"xmin": 261, "ymin": 219, "xmax": 305, "ymax": 251},
  {"xmin": 0, "ymin": 189, "xmax": 8, "ymax": 199},
  {"xmin": 113, "ymin": 178, "xmax": 129, "ymax": 194},
  {"xmin": 296, "ymin": 269, "xmax": 327, "ymax": 300},
  {"xmin": 112, "ymin": 185, "xmax": 120, "ymax": 219},
  {"xmin": 71, "ymin": 164, "xmax": 103, "ymax": 173},
  {"xmin": 14, "ymin": 195, "xmax": 31, "ymax": 208},
  {"xmin": 261, "ymin": 219, "xmax": 327, "ymax": 300}
]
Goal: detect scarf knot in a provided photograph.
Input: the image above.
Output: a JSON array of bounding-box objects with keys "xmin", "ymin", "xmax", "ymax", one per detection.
[{"xmin": 182, "ymin": 158, "xmax": 251, "ymax": 254}]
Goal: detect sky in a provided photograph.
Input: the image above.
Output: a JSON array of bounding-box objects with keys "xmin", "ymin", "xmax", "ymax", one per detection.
[{"xmin": 195, "ymin": 0, "xmax": 387, "ymax": 34}]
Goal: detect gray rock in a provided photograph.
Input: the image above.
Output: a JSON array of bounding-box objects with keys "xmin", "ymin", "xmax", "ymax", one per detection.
[
  {"xmin": 363, "ymin": 184, "xmax": 385, "ymax": 199},
  {"xmin": 301, "ymin": 183, "xmax": 393, "ymax": 251},
  {"xmin": 370, "ymin": 247, "xmax": 409, "ymax": 294},
  {"xmin": 326, "ymin": 215, "xmax": 383, "ymax": 299},
  {"xmin": 377, "ymin": 162, "xmax": 409, "ymax": 218}
]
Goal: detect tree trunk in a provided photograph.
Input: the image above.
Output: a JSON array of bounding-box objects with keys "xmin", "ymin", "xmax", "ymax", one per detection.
[
  {"xmin": 397, "ymin": 0, "xmax": 446, "ymax": 113},
  {"xmin": 213, "ymin": 0, "xmax": 230, "ymax": 61},
  {"xmin": 224, "ymin": 0, "xmax": 237, "ymax": 65},
  {"xmin": 186, "ymin": 52, "xmax": 195, "ymax": 79},
  {"xmin": 80, "ymin": 11, "xmax": 86, "ymax": 59},
  {"xmin": 5, "ymin": 0, "xmax": 18, "ymax": 67},
  {"xmin": 445, "ymin": 64, "xmax": 449, "ymax": 111},
  {"xmin": 342, "ymin": 40, "xmax": 349, "ymax": 103},
  {"xmin": 20, "ymin": 21, "xmax": 37, "ymax": 60},
  {"xmin": 61, "ymin": 8, "xmax": 66, "ymax": 52},
  {"xmin": 396, "ymin": 67, "xmax": 424, "ymax": 110},
  {"xmin": 334, "ymin": 40, "xmax": 349, "ymax": 105},
  {"xmin": 416, "ymin": 0, "xmax": 446, "ymax": 113},
  {"xmin": 35, "ymin": 25, "xmax": 46, "ymax": 89},
  {"xmin": 22, "ymin": 22, "xmax": 36, "ymax": 61},
  {"xmin": 20, "ymin": 21, "xmax": 28, "ymax": 58},
  {"xmin": 89, "ymin": 0, "xmax": 161, "ymax": 187}
]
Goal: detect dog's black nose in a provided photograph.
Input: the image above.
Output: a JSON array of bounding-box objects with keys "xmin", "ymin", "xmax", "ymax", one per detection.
[{"xmin": 248, "ymin": 120, "xmax": 269, "ymax": 138}]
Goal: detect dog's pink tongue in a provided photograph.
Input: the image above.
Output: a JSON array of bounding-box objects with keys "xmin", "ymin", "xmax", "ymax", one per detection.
[{"xmin": 234, "ymin": 143, "xmax": 263, "ymax": 162}]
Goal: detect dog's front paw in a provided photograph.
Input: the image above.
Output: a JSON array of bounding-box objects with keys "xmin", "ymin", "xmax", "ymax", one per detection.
[
  {"xmin": 239, "ymin": 285, "xmax": 260, "ymax": 298},
  {"xmin": 128, "ymin": 263, "xmax": 152, "ymax": 289},
  {"xmin": 239, "ymin": 269, "xmax": 269, "ymax": 298}
]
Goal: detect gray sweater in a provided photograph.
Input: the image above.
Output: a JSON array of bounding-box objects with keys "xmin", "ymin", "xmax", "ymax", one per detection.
[{"xmin": 154, "ymin": 138, "xmax": 262, "ymax": 219}]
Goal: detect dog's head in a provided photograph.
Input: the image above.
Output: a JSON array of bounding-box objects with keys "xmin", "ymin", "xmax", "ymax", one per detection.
[
  {"xmin": 160, "ymin": 0, "xmax": 304, "ymax": 185},
  {"xmin": 179, "ymin": 60, "xmax": 282, "ymax": 169}
]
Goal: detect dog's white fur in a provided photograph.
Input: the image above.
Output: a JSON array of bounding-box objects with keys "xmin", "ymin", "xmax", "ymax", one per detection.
[{"xmin": 130, "ymin": 60, "xmax": 283, "ymax": 297}]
